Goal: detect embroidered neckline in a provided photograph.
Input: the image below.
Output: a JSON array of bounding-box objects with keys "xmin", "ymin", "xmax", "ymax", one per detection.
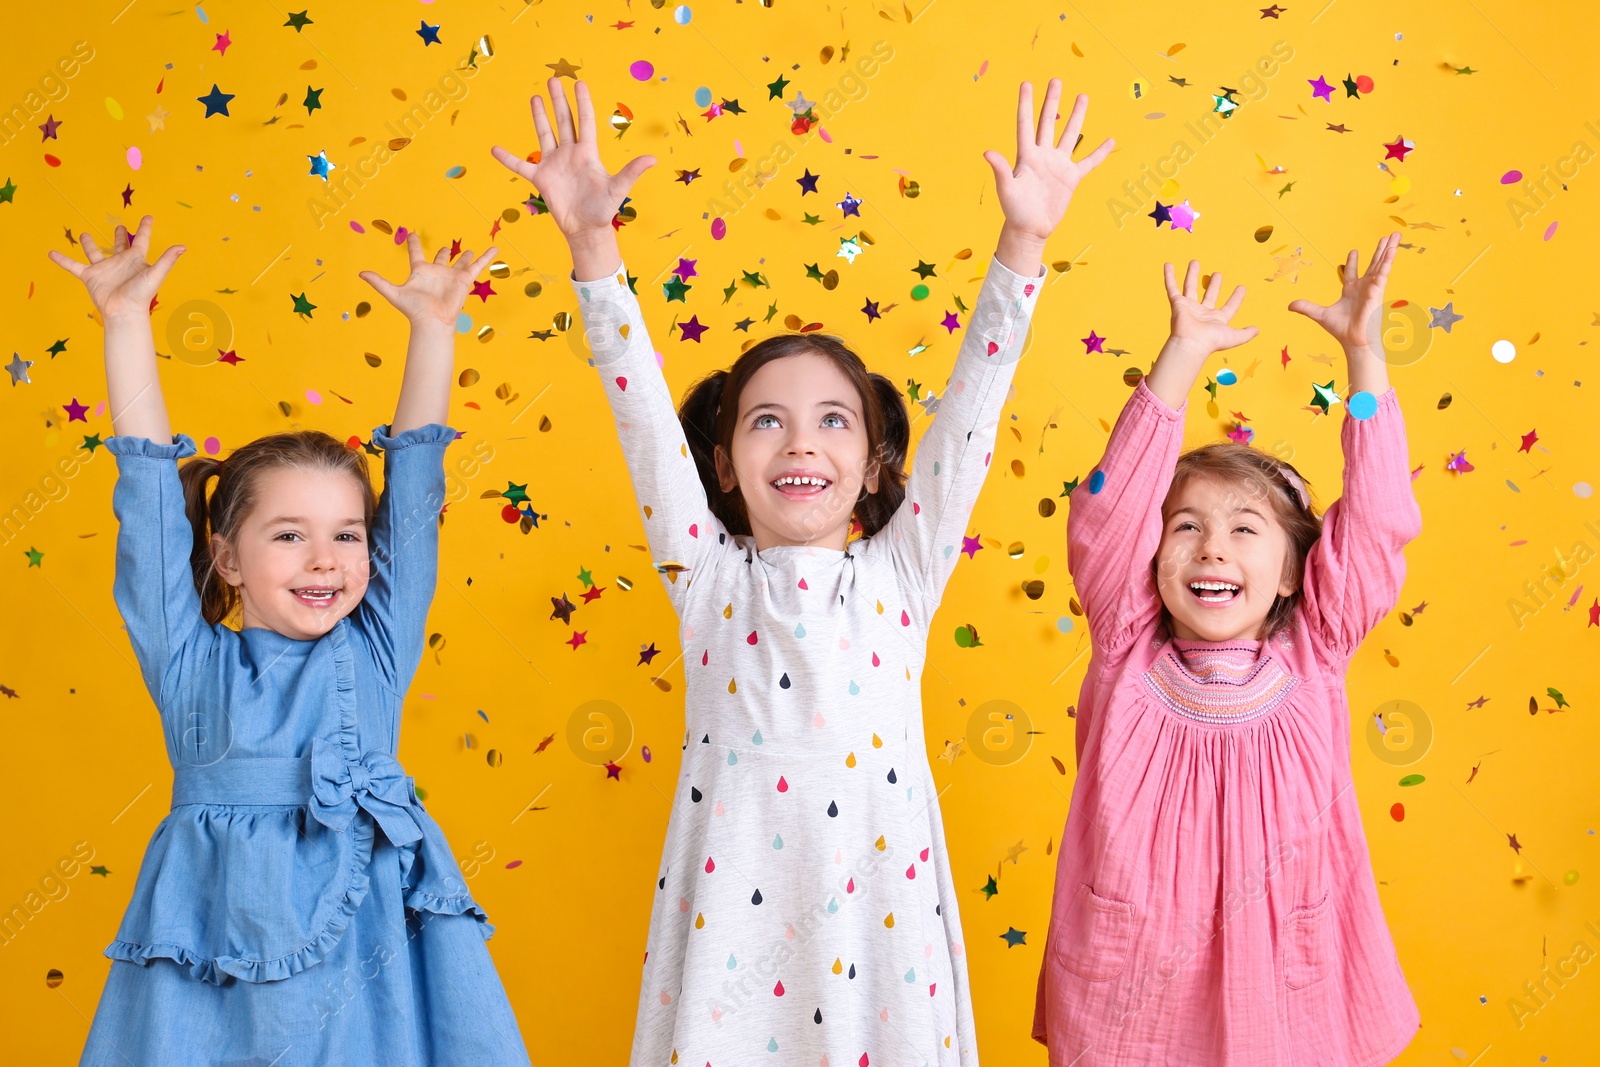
[{"xmin": 1141, "ymin": 639, "xmax": 1299, "ymax": 726}]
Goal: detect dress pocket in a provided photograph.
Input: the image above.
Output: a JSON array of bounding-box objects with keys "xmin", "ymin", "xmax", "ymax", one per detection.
[
  {"xmin": 1053, "ymin": 881, "xmax": 1137, "ymax": 982},
  {"xmin": 1282, "ymin": 893, "xmax": 1333, "ymax": 989}
]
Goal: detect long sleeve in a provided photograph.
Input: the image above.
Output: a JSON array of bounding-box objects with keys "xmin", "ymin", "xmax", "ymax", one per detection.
[
  {"xmin": 570, "ymin": 262, "xmax": 728, "ymax": 616},
  {"xmin": 105, "ymin": 433, "xmax": 220, "ymax": 708},
  {"xmin": 1298, "ymin": 387, "xmax": 1422, "ymax": 660},
  {"xmin": 354, "ymin": 421, "xmax": 457, "ymax": 695},
  {"xmin": 865, "ymin": 255, "xmax": 1044, "ymax": 614},
  {"xmin": 1067, "ymin": 380, "xmax": 1187, "ymax": 654}
]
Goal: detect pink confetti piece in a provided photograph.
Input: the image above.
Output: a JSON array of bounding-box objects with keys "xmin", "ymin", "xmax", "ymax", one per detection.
[
  {"xmin": 306, "ymin": 389, "xmax": 322, "ymax": 405},
  {"xmin": 1544, "ymin": 221, "xmax": 1558, "ymax": 241},
  {"xmin": 1500, "ymin": 170, "xmax": 1522, "ymax": 184},
  {"xmin": 349, "ymin": 220, "xmax": 365, "ymax": 234},
  {"xmin": 711, "ymin": 217, "xmax": 726, "ymax": 240},
  {"xmin": 629, "ymin": 60, "xmax": 654, "ymax": 81},
  {"xmin": 127, "ymin": 146, "xmax": 142, "ymax": 170},
  {"xmin": 204, "ymin": 436, "xmax": 221, "ymax": 455},
  {"xmin": 505, "ymin": 859, "xmax": 523, "ymax": 869}
]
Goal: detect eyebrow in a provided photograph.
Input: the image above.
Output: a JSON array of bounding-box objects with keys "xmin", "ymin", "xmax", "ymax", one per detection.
[
  {"xmin": 1170, "ymin": 506, "xmax": 1268, "ymax": 521},
  {"xmin": 262, "ymin": 516, "xmax": 367, "ymax": 527},
  {"xmin": 744, "ymin": 400, "xmax": 860, "ymax": 417}
]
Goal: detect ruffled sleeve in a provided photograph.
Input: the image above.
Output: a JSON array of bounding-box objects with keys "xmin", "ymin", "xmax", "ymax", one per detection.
[
  {"xmin": 105, "ymin": 433, "xmax": 221, "ymax": 709},
  {"xmin": 1067, "ymin": 380, "xmax": 1187, "ymax": 655},
  {"xmin": 354, "ymin": 422, "xmax": 457, "ymax": 695},
  {"xmin": 1298, "ymin": 388, "xmax": 1422, "ymax": 662}
]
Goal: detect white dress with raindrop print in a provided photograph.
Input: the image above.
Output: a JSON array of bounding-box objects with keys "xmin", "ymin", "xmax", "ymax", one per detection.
[{"xmin": 570, "ymin": 254, "xmax": 1044, "ymax": 1067}]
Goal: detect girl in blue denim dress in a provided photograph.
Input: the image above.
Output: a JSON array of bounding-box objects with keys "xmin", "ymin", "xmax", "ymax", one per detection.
[{"xmin": 50, "ymin": 217, "xmax": 531, "ymax": 1066}]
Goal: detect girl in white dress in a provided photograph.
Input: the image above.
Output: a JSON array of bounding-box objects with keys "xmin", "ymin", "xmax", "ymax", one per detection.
[{"xmin": 493, "ymin": 76, "xmax": 1112, "ymax": 1066}]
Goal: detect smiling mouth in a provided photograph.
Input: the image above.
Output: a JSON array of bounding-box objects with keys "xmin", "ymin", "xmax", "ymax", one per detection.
[
  {"xmin": 770, "ymin": 475, "xmax": 831, "ymax": 498},
  {"xmin": 1188, "ymin": 580, "xmax": 1241, "ymax": 605},
  {"xmin": 292, "ymin": 588, "xmax": 341, "ymax": 609}
]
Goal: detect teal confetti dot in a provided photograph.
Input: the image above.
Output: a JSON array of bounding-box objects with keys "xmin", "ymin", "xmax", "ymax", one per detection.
[
  {"xmin": 455, "ymin": 312, "xmax": 473, "ymax": 334},
  {"xmin": 445, "ymin": 165, "xmax": 465, "ymax": 178},
  {"xmin": 674, "ymin": 5, "xmax": 693, "ymax": 25},
  {"xmin": 1348, "ymin": 390, "xmax": 1378, "ymax": 420},
  {"xmin": 694, "ymin": 86, "xmax": 712, "ymax": 107},
  {"xmin": 1056, "ymin": 616, "xmax": 1074, "ymax": 633},
  {"xmin": 1216, "ymin": 368, "xmax": 1237, "ymax": 385}
]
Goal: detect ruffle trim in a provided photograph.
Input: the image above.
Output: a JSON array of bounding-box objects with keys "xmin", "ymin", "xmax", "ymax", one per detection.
[
  {"xmin": 106, "ymin": 818, "xmax": 377, "ymax": 985},
  {"xmin": 404, "ymin": 889, "xmax": 495, "ymax": 940}
]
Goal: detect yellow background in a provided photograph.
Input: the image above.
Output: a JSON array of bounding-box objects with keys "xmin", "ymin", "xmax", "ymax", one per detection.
[{"xmin": 3, "ymin": 0, "xmax": 1597, "ymax": 1062}]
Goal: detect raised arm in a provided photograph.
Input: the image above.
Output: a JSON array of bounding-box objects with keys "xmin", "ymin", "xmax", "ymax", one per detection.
[
  {"xmin": 1288, "ymin": 233, "xmax": 1421, "ymax": 657},
  {"xmin": 1070, "ymin": 260, "xmax": 1258, "ymax": 652},
  {"xmin": 493, "ymin": 79, "xmax": 722, "ymax": 615},
  {"xmin": 352, "ymin": 235, "xmax": 495, "ymax": 691},
  {"xmin": 49, "ymin": 216, "xmax": 217, "ymax": 704},
  {"xmin": 871, "ymin": 81, "xmax": 1112, "ymax": 610}
]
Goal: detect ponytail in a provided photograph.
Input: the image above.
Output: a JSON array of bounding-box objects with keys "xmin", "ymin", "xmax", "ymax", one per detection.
[
  {"xmin": 177, "ymin": 456, "xmax": 236, "ymax": 625},
  {"xmin": 678, "ymin": 369, "xmax": 751, "ymax": 535},
  {"xmin": 853, "ymin": 373, "xmax": 909, "ymax": 537}
]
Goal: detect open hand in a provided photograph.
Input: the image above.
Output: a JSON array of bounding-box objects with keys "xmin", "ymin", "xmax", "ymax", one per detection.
[
  {"xmin": 1288, "ymin": 232, "xmax": 1401, "ymax": 351},
  {"xmin": 983, "ymin": 81, "xmax": 1113, "ymax": 243},
  {"xmin": 359, "ymin": 234, "xmax": 498, "ymax": 326},
  {"xmin": 490, "ymin": 78, "xmax": 656, "ymax": 241},
  {"xmin": 1164, "ymin": 260, "xmax": 1258, "ymax": 354},
  {"xmin": 47, "ymin": 215, "xmax": 184, "ymax": 320}
]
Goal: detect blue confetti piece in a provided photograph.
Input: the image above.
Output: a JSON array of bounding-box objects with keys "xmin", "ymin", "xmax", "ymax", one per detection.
[
  {"xmin": 196, "ymin": 5, "xmax": 209, "ymax": 24},
  {"xmin": 1217, "ymin": 368, "xmax": 1237, "ymax": 386},
  {"xmin": 455, "ymin": 312, "xmax": 473, "ymax": 334},
  {"xmin": 1056, "ymin": 616, "xmax": 1074, "ymax": 633},
  {"xmin": 1347, "ymin": 390, "xmax": 1378, "ymax": 420},
  {"xmin": 1088, "ymin": 469, "xmax": 1106, "ymax": 494},
  {"xmin": 476, "ymin": 709, "xmax": 489, "ymax": 722},
  {"xmin": 694, "ymin": 86, "xmax": 712, "ymax": 107}
]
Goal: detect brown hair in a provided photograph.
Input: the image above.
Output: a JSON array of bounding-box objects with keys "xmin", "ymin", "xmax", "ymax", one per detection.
[
  {"xmin": 677, "ymin": 332, "xmax": 910, "ymax": 540},
  {"xmin": 1159, "ymin": 442, "xmax": 1323, "ymax": 638},
  {"xmin": 177, "ymin": 432, "xmax": 378, "ymax": 626}
]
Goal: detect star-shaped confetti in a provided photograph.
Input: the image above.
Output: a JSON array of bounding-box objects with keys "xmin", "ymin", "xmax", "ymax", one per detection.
[
  {"xmin": 197, "ymin": 84, "xmax": 235, "ymax": 118},
  {"xmin": 837, "ymin": 192, "xmax": 862, "ymax": 217},
  {"xmin": 213, "ymin": 30, "xmax": 231, "ymax": 57},
  {"xmin": 63, "ymin": 396, "xmax": 89, "ymax": 422},
  {"xmin": 470, "ymin": 279, "xmax": 496, "ymax": 302},
  {"xmin": 1309, "ymin": 76, "xmax": 1335, "ymax": 101},
  {"xmin": 638, "ymin": 642, "xmax": 661, "ymax": 666},
  {"xmin": 941, "ymin": 311, "xmax": 961, "ymax": 333},
  {"xmin": 121, "ymin": 183, "xmax": 135, "ymax": 207},
  {"xmin": 307, "ymin": 150, "xmax": 334, "ymax": 180},
  {"xmin": 1342, "ymin": 74, "xmax": 1361, "ymax": 98},
  {"xmin": 767, "ymin": 75, "xmax": 790, "ymax": 99},
  {"xmin": 417, "ymin": 21, "xmax": 441, "ymax": 45},
  {"xmin": 39, "ymin": 114, "xmax": 61, "ymax": 140},
  {"xmin": 675, "ymin": 168, "xmax": 700, "ymax": 185},
  {"xmin": 90, "ymin": 864, "xmax": 110, "ymax": 876},
  {"xmin": 303, "ymin": 86, "xmax": 324, "ymax": 114},
  {"xmin": 284, "ymin": 11, "xmax": 313, "ymax": 31},
  {"xmin": 291, "ymin": 292, "xmax": 317, "ymax": 317},
  {"xmin": 216, "ymin": 349, "xmax": 243, "ymax": 365},
  {"xmin": 796, "ymin": 169, "xmax": 820, "ymax": 195},
  {"xmin": 580, "ymin": 585, "xmax": 605, "ymax": 604},
  {"xmin": 147, "ymin": 104, "xmax": 169, "ymax": 132},
  {"xmin": 861, "ymin": 299, "xmax": 880, "ymax": 322},
  {"xmin": 911, "ymin": 260, "xmax": 936, "ymax": 279},
  {"xmin": 663, "ymin": 275, "xmax": 692, "ymax": 302},
  {"xmin": 1260, "ymin": 4, "xmax": 1286, "ymax": 16},
  {"xmin": 25, "ymin": 546, "xmax": 43, "ymax": 567},
  {"xmin": 1428, "ymin": 302, "xmax": 1463, "ymax": 331},
  {"xmin": 1000, "ymin": 927, "xmax": 1027, "ymax": 948},
  {"xmin": 1082, "ymin": 330, "xmax": 1105, "ymax": 354},
  {"xmin": 550, "ymin": 593, "xmax": 575, "ymax": 624},
  {"xmin": 1309, "ymin": 380, "xmax": 1340, "ymax": 413},
  {"xmin": 46, "ymin": 339, "xmax": 67, "ymax": 358},
  {"xmin": 674, "ymin": 256, "xmax": 698, "ymax": 280},
  {"xmin": 1384, "ymin": 135, "xmax": 1415, "ymax": 161},
  {"xmin": 679, "ymin": 315, "xmax": 708, "ymax": 342},
  {"xmin": 1148, "ymin": 201, "xmax": 1172, "ymax": 226},
  {"xmin": 1446, "ymin": 449, "xmax": 1474, "ymax": 473},
  {"xmin": 837, "ymin": 236, "xmax": 862, "ymax": 264},
  {"xmin": 546, "ymin": 58, "xmax": 582, "ymax": 79},
  {"xmin": 961, "ymin": 534, "xmax": 983, "ymax": 559},
  {"xmin": 6, "ymin": 352, "xmax": 33, "ymax": 384},
  {"xmin": 566, "ymin": 630, "xmax": 588, "ymax": 650},
  {"xmin": 980, "ymin": 876, "xmax": 999, "ymax": 900},
  {"xmin": 1519, "ymin": 428, "xmax": 1538, "ymax": 453},
  {"xmin": 1168, "ymin": 200, "xmax": 1200, "ymax": 231}
]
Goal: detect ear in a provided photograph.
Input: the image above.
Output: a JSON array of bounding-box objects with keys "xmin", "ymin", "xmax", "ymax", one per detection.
[
  {"xmin": 1277, "ymin": 570, "xmax": 1299, "ymax": 599},
  {"xmin": 713, "ymin": 444, "xmax": 737, "ymax": 492},
  {"xmin": 863, "ymin": 455, "xmax": 881, "ymax": 495},
  {"xmin": 211, "ymin": 534, "xmax": 245, "ymax": 589}
]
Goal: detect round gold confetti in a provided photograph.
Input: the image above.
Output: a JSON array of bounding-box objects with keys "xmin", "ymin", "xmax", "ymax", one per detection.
[
  {"xmin": 899, "ymin": 178, "xmax": 920, "ymax": 198},
  {"xmin": 820, "ymin": 45, "xmax": 836, "ymax": 63},
  {"xmin": 729, "ymin": 157, "xmax": 748, "ymax": 172},
  {"xmin": 538, "ymin": 415, "xmax": 553, "ymax": 432},
  {"xmin": 524, "ymin": 281, "xmax": 543, "ymax": 298},
  {"xmin": 1070, "ymin": 597, "xmax": 1083, "ymax": 616},
  {"xmin": 1254, "ymin": 225, "xmax": 1274, "ymax": 242},
  {"xmin": 1437, "ymin": 392, "xmax": 1453, "ymax": 410},
  {"xmin": 486, "ymin": 749, "xmax": 503, "ymax": 768},
  {"xmin": 387, "ymin": 137, "xmax": 410, "ymax": 151},
  {"xmin": 823, "ymin": 269, "xmax": 840, "ymax": 290},
  {"xmin": 610, "ymin": 108, "xmax": 633, "ymax": 136},
  {"xmin": 488, "ymin": 261, "xmax": 511, "ymax": 279},
  {"xmin": 1010, "ymin": 459, "xmax": 1025, "ymax": 478},
  {"xmin": 783, "ymin": 314, "xmax": 803, "ymax": 330},
  {"xmin": 1123, "ymin": 367, "xmax": 1144, "ymax": 388},
  {"xmin": 1007, "ymin": 541, "xmax": 1025, "ymax": 559},
  {"xmin": 476, "ymin": 35, "xmax": 495, "ymax": 59},
  {"xmin": 617, "ymin": 576, "xmax": 633, "ymax": 591},
  {"xmin": 391, "ymin": 88, "xmax": 407, "ymax": 101},
  {"xmin": 46, "ymin": 969, "xmax": 63, "ymax": 989},
  {"xmin": 764, "ymin": 208, "xmax": 783, "ymax": 220},
  {"xmin": 1037, "ymin": 498, "xmax": 1056, "ymax": 518},
  {"xmin": 476, "ymin": 325, "xmax": 495, "ymax": 343},
  {"xmin": 355, "ymin": 301, "xmax": 372, "ymax": 318},
  {"xmin": 371, "ymin": 219, "xmax": 394, "ymax": 235},
  {"xmin": 552, "ymin": 311, "xmax": 573, "ymax": 331},
  {"xmin": 500, "ymin": 207, "xmax": 520, "ymax": 224},
  {"xmin": 459, "ymin": 369, "xmax": 480, "ymax": 387},
  {"xmin": 364, "ymin": 352, "xmax": 382, "ymax": 367},
  {"xmin": 1023, "ymin": 580, "xmax": 1045, "ymax": 600}
]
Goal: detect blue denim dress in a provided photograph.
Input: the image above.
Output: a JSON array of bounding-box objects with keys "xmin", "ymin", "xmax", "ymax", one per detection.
[{"xmin": 80, "ymin": 424, "xmax": 530, "ymax": 1067}]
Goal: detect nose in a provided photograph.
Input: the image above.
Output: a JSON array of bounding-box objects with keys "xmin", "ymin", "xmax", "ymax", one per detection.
[
  {"xmin": 1196, "ymin": 531, "xmax": 1229, "ymax": 563},
  {"xmin": 307, "ymin": 538, "xmax": 339, "ymax": 572}
]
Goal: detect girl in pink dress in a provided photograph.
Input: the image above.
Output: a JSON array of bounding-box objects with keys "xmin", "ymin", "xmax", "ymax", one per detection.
[{"xmin": 1033, "ymin": 235, "xmax": 1422, "ymax": 1066}]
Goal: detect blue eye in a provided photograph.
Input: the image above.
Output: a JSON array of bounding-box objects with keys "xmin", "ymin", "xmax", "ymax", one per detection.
[
  {"xmin": 822, "ymin": 413, "xmax": 847, "ymax": 428},
  {"xmin": 754, "ymin": 414, "xmax": 779, "ymax": 429}
]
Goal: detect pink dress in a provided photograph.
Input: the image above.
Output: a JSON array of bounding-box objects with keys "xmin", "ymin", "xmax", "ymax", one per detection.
[{"xmin": 1032, "ymin": 381, "xmax": 1423, "ymax": 1066}]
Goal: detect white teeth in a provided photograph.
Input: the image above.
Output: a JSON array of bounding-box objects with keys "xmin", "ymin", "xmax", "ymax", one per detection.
[
  {"xmin": 772, "ymin": 476, "xmax": 829, "ymax": 488},
  {"xmin": 1189, "ymin": 580, "xmax": 1240, "ymax": 603},
  {"xmin": 296, "ymin": 590, "xmax": 336, "ymax": 600},
  {"xmin": 1189, "ymin": 581, "xmax": 1240, "ymax": 592}
]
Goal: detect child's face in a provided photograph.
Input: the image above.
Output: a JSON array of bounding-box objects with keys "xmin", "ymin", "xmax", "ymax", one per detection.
[
  {"xmin": 1154, "ymin": 474, "xmax": 1296, "ymax": 642},
  {"xmin": 715, "ymin": 351, "xmax": 878, "ymax": 551},
  {"xmin": 211, "ymin": 466, "xmax": 371, "ymax": 640}
]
